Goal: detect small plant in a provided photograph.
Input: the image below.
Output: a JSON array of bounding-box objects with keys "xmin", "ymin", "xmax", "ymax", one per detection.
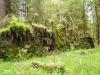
[{"xmin": 17, "ymin": 48, "xmax": 28, "ymax": 60}]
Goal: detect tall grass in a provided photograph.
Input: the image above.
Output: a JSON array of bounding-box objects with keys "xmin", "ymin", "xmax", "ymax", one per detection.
[{"xmin": 0, "ymin": 46, "xmax": 100, "ymax": 75}]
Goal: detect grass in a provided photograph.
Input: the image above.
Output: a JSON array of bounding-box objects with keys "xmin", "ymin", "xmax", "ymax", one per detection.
[{"xmin": 0, "ymin": 46, "xmax": 100, "ymax": 75}]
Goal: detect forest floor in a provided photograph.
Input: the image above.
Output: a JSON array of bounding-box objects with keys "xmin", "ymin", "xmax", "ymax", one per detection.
[{"xmin": 0, "ymin": 46, "xmax": 100, "ymax": 75}]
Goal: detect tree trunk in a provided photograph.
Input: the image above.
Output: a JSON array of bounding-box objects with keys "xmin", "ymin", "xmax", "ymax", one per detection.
[
  {"xmin": 0, "ymin": 0, "xmax": 6, "ymax": 26},
  {"xmin": 95, "ymin": 0, "xmax": 100, "ymax": 44}
]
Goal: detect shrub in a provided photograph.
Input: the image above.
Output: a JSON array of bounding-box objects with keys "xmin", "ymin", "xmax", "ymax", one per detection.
[{"xmin": 0, "ymin": 40, "xmax": 17, "ymax": 60}]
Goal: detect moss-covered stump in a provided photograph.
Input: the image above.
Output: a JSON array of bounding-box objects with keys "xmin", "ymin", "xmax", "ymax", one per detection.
[{"xmin": 0, "ymin": 23, "xmax": 56, "ymax": 58}]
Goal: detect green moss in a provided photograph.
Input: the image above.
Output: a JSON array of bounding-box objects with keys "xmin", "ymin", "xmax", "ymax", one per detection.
[
  {"xmin": 0, "ymin": 28, "xmax": 11, "ymax": 36},
  {"xmin": 0, "ymin": 25, "xmax": 30, "ymax": 37},
  {"xmin": 10, "ymin": 24, "xmax": 29, "ymax": 32}
]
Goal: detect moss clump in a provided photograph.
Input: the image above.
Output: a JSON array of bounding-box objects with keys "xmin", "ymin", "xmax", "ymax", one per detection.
[
  {"xmin": 0, "ymin": 24, "xmax": 30, "ymax": 38},
  {"xmin": 0, "ymin": 28, "xmax": 11, "ymax": 38},
  {"xmin": 0, "ymin": 22, "xmax": 31, "ymax": 46}
]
